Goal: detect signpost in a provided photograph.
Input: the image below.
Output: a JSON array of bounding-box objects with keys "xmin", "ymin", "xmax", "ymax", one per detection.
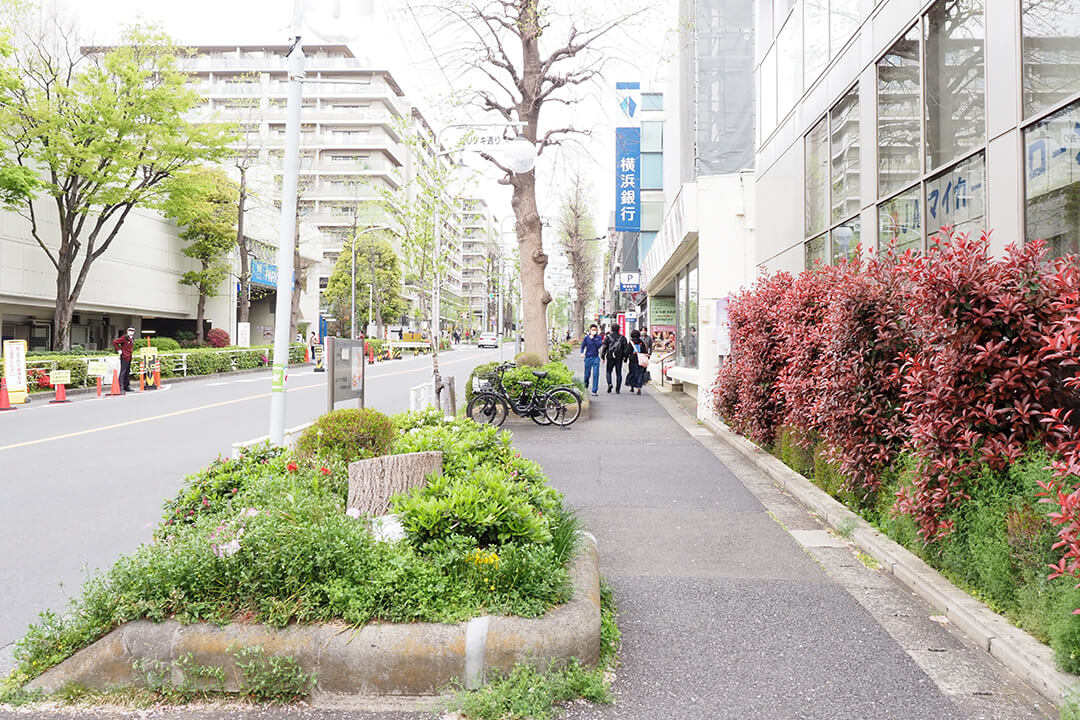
[
  {"xmin": 313, "ymin": 343, "xmax": 325, "ymax": 373},
  {"xmin": 140, "ymin": 346, "xmax": 160, "ymax": 390},
  {"xmin": 3, "ymin": 340, "xmax": 28, "ymax": 405},
  {"xmin": 618, "ymin": 272, "xmax": 641, "ymax": 293},
  {"xmin": 237, "ymin": 321, "xmax": 251, "ymax": 348},
  {"xmin": 325, "ymin": 336, "xmax": 365, "ymax": 411}
]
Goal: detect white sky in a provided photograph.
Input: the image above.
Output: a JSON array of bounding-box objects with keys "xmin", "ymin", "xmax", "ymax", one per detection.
[{"xmin": 62, "ymin": 0, "xmax": 679, "ymax": 245}]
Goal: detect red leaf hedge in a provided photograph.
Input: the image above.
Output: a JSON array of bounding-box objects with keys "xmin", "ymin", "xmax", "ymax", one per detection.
[{"xmin": 713, "ymin": 230, "xmax": 1080, "ymax": 553}]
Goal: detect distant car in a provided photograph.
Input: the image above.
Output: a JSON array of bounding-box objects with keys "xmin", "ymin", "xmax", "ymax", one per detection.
[{"xmin": 477, "ymin": 332, "xmax": 499, "ymax": 349}]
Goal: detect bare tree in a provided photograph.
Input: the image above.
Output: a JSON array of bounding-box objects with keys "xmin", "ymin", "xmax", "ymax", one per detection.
[
  {"xmin": 556, "ymin": 170, "xmax": 598, "ymax": 336},
  {"xmin": 430, "ymin": 0, "xmax": 641, "ymax": 360}
]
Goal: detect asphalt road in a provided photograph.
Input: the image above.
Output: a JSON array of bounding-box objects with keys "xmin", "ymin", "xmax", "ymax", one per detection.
[{"xmin": 0, "ymin": 344, "xmax": 502, "ymax": 663}]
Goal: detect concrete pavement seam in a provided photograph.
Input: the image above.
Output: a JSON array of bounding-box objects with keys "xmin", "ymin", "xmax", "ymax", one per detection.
[{"xmin": 689, "ymin": 411, "xmax": 1080, "ymax": 707}]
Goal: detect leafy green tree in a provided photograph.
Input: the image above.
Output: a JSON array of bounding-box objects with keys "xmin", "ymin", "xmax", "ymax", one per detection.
[
  {"xmin": 162, "ymin": 167, "xmax": 239, "ymax": 342},
  {"xmin": 323, "ymin": 231, "xmax": 405, "ymax": 340},
  {"xmin": 0, "ymin": 14, "xmax": 232, "ymax": 348}
]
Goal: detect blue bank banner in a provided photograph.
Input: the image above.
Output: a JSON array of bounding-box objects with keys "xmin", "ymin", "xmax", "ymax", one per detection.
[
  {"xmin": 615, "ymin": 127, "xmax": 641, "ymax": 232},
  {"xmin": 250, "ymin": 259, "xmax": 279, "ymax": 288}
]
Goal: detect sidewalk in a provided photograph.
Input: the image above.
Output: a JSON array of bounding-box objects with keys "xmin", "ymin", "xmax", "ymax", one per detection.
[{"xmin": 503, "ymin": 354, "xmax": 1055, "ymax": 719}]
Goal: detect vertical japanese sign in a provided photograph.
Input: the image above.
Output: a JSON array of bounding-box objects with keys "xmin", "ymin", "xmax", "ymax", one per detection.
[{"xmin": 615, "ymin": 127, "xmax": 641, "ymax": 232}]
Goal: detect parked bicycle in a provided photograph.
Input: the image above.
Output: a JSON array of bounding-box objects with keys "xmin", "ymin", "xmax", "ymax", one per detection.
[{"xmin": 467, "ymin": 362, "xmax": 582, "ymax": 428}]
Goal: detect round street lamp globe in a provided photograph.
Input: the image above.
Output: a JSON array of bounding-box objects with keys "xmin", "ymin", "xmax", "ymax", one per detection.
[{"xmin": 504, "ymin": 136, "xmax": 537, "ymax": 174}]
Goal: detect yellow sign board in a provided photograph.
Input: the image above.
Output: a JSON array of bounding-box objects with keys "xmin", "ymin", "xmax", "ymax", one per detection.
[
  {"xmin": 49, "ymin": 369, "xmax": 71, "ymax": 385},
  {"xmin": 87, "ymin": 360, "xmax": 108, "ymax": 376},
  {"xmin": 139, "ymin": 346, "xmax": 158, "ymax": 357},
  {"xmin": 2, "ymin": 339, "xmax": 28, "ymax": 404}
]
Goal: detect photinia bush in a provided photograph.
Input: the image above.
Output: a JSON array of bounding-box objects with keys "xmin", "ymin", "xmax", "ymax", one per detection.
[
  {"xmin": 712, "ymin": 271, "xmax": 793, "ymax": 446},
  {"xmin": 1034, "ymin": 256, "xmax": 1080, "ymax": 588},
  {"xmin": 207, "ymin": 328, "xmax": 230, "ymax": 348},
  {"xmin": 898, "ymin": 231, "xmax": 1063, "ymax": 540},
  {"xmin": 812, "ymin": 251, "xmax": 913, "ymax": 500},
  {"xmin": 775, "ymin": 261, "xmax": 845, "ymax": 438}
]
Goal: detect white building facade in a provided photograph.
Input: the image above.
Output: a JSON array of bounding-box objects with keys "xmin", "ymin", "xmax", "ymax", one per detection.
[
  {"xmin": 639, "ymin": 0, "xmax": 758, "ymax": 416},
  {"xmin": 755, "ymin": 0, "xmax": 1080, "ymax": 273}
]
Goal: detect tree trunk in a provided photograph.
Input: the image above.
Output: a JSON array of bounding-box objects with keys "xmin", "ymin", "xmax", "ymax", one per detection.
[
  {"xmin": 196, "ymin": 291, "xmax": 207, "ymax": 343},
  {"xmin": 237, "ymin": 167, "xmax": 250, "ymax": 323},
  {"xmin": 52, "ymin": 259, "xmax": 76, "ymax": 350},
  {"xmin": 511, "ymin": 171, "xmax": 550, "ymax": 360}
]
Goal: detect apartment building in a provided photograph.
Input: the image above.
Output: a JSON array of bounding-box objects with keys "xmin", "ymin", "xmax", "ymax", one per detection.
[{"xmin": 460, "ymin": 198, "xmax": 499, "ymax": 332}]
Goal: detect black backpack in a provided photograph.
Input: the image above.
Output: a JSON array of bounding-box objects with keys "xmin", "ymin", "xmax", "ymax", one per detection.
[{"xmin": 607, "ymin": 334, "xmax": 626, "ymax": 361}]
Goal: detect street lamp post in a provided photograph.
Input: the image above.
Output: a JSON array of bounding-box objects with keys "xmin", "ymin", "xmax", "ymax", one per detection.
[
  {"xmin": 430, "ymin": 124, "xmax": 533, "ymax": 360},
  {"xmin": 351, "ymin": 225, "xmax": 392, "ymax": 341}
]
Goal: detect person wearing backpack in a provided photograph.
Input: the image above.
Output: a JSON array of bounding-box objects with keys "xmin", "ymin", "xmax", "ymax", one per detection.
[
  {"xmin": 602, "ymin": 322, "xmax": 627, "ymax": 394},
  {"xmin": 626, "ymin": 329, "xmax": 650, "ymax": 395}
]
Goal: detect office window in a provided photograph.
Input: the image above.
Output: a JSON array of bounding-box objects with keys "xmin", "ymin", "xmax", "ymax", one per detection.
[
  {"xmin": 641, "ymin": 93, "xmax": 664, "ymax": 111},
  {"xmin": 641, "ymin": 152, "xmax": 663, "ymax": 190},
  {"xmin": 1025, "ymin": 100, "xmax": 1080, "ymax": 258},
  {"xmin": 831, "ymin": 218, "xmax": 860, "ymax": 263},
  {"xmin": 773, "ymin": 0, "xmax": 794, "ymax": 28},
  {"xmin": 1022, "ymin": 1, "xmax": 1080, "ymax": 119},
  {"xmin": 641, "ymin": 201, "xmax": 664, "ymax": 232},
  {"xmin": 805, "ymin": 234, "xmax": 826, "ymax": 270},
  {"xmin": 924, "ymin": 0, "xmax": 984, "ymax": 172},
  {"xmin": 641, "ymin": 121, "xmax": 663, "ymax": 152},
  {"xmin": 805, "ymin": 116, "xmax": 829, "ymax": 236},
  {"xmin": 830, "ymin": 0, "xmax": 859, "ymax": 58},
  {"xmin": 804, "ymin": 0, "xmax": 828, "ymax": 88},
  {"xmin": 877, "ymin": 25, "xmax": 921, "ymax": 196},
  {"xmin": 761, "ymin": 47, "xmax": 777, "ymax": 138},
  {"xmin": 878, "ymin": 187, "xmax": 922, "ymax": 254},
  {"xmin": 830, "ymin": 87, "xmax": 859, "ymax": 224},
  {"xmin": 776, "ymin": 8, "xmax": 801, "ymax": 116},
  {"xmin": 925, "ymin": 152, "xmax": 985, "ymax": 240}
]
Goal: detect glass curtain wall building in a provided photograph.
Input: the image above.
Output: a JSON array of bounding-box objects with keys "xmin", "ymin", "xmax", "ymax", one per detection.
[{"xmin": 755, "ymin": 1, "xmax": 1080, "ymax": 272}]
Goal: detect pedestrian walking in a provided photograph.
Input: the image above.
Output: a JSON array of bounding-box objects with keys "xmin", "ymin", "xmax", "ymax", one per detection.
[
  {"xmin": 112, "ymin": 327, "xmax": 135, "ymax": 393},
  {"xmin": 580, "ymin": 323, "xmax": 603, "ymax": 396},
  {"xmin": 601, "ymin": 322, "xmax": 627, "ymax": 394},
  {"xmin": 640, "ymin": 325, "xmax": 653, "ymax": 354},
  {"xmin": 308, "ymin": 332, "xmax": 318, "ymax": 359},
  {"xmin": 627, "ymin": 329, "xmax": 649, "ymax": 395}
]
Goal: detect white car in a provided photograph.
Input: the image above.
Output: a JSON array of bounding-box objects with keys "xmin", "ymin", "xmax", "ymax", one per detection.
[{"xmin": 477, "ymin": 332, "xmax": 499, "ymax": 349}]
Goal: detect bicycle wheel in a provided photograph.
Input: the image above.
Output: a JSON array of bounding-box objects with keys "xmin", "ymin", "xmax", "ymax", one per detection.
[
  {"xmin": 529, "ymin": 394, "xmax": 553, "ymax": 426},
  {"xmin": 543, "ymin": 387, "xmax": 582, "ymax": 427},
  {"xmin": 467, "ymin": 392, "xmax": 508, "ymax": 427}
]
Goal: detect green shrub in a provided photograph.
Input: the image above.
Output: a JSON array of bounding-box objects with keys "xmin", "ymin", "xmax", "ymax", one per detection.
[
  {"xmin": 134, "ymin": 338, "xmax": 181, "ymax": 352},
  {"xmin": 514, "ymin": 352, "xmax": 542, "ymax": 367},
  {"xmin": 294, "ymin": 408, "xmax": 395, "ymax": 464},
  {"xmin": 185, "ymin": 352, "xmax": 232, "ymax": 375},
  {"xmin": 777, "ymin": 426, "xmax": 814, "ymax": 479},
  {"xmin": 502, "ymin": 360, "xmax": 575, "ymax": 399}
]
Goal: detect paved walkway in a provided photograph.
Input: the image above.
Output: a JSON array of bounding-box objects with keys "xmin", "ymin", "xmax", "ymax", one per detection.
[
  {"xmin": 504, "ymin": 354, "xmax": 1055, "ymax": 720},
  {"xmin": 2, "ymin": 355, "xmax": 1059, "ymax": 720}
]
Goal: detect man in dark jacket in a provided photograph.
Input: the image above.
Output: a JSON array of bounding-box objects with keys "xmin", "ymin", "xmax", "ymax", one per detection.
[
  {"xmin": 601, "ymin": 323, "xmax": 627, "ymax": 394},
  {"xmin": 579, "ymin": 323, "xmax": 604, "ymax": 396},
  {"xmin": 640, "ymin": 325, "xmax": 653, "ymax": 354},
  {"xmin": 112, "ymin": 327, "xmax": 135, "ymax": 393}
]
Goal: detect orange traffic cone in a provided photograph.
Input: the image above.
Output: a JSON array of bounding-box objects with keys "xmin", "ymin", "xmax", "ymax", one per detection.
[
  {"xmin": 304, "ymin": 346, "xmax": 310, "ymax": 363},
  {"xmin": 154, "ymin": 366, "xmax": 162, "ymax": 388},
  {"xmin": 96, "ymin": 376, "xmax": 102, "ymax": 397},
  {"xmin": 0, "ymin": 377, "xmax": 15, "ymax": 411},
  {"xmin": 109, "ymin": 369, "xmax": 122, "ymax": 396},
  {"xmin": 50, "ymin": 382, "xmax": 70, "ymax": 404},
  {"xmin": 139, "ymin": 370, "xmax": 145, "ymax": 392}
]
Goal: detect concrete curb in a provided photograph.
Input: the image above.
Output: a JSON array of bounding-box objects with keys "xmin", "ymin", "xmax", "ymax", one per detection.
[
  {"xmin": 25, "ymin": 535, "xmax": 600, "ymax": 699},
  {"xmin": 24, "ymin": 364, "xmax": 313, "ymax": 400},
  {"xmin": 700, "ymin": 416, "xmax": 1080, "ymax": 706}
]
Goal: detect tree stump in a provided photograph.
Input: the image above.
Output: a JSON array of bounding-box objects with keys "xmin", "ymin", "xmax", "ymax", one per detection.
[{"xmin": 347, "ymin": 451, "xmax": 443, "ymax": 516}]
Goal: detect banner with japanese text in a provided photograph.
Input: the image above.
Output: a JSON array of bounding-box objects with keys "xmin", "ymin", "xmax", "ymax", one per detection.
[{"xmin": 615, "ymin": 127, "xmax": 641, "ymax": 232}]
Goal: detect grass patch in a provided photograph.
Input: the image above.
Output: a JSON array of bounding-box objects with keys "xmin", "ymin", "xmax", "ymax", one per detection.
[
  {"xmin": 2, "ymin": 409, "xmax": 581, "ymax": 704},
  {"xmin": 446, "ymin": 578, "xmax": 621, "ymax": 720}
]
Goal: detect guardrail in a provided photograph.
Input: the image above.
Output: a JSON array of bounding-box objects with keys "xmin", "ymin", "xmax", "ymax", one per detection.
[
  {"xmin": 17, "ymin": 346, "xmax": 304, "ymax": 389},
  {"xmin": 656, "ymin": 351, "xmax": 676, "ymax": 387}
]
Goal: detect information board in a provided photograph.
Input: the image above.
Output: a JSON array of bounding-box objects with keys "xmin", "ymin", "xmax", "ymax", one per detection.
[
  {"xmin": 49, "ymin": 370, "xmax": 71, "ymax": 385},
  {"xmin": 3, "ymin": 339, "xmax": 28, "ymax": 404},
  {"xmin": 326, "ymin": 337, "xmax": 365, "ymax": 410}
]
